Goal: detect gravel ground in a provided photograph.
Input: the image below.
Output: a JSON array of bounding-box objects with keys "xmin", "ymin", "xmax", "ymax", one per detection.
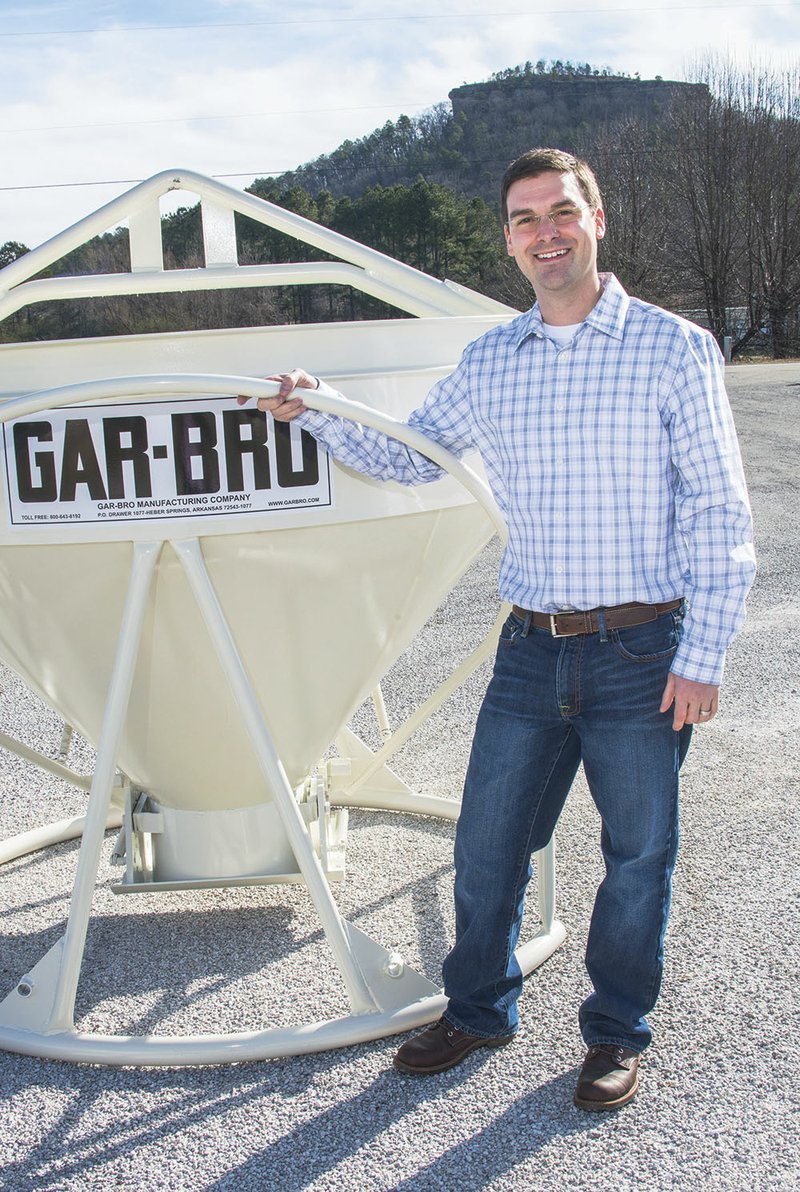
[{"xmin": 0, "ymin": 362, "xmax": 798, "ymax": 1191}]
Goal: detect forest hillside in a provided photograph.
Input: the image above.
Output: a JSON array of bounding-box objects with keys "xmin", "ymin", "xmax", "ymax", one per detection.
[{"xmin": 2, "ymin": 59, "xmax": 798, "ymax": 357}]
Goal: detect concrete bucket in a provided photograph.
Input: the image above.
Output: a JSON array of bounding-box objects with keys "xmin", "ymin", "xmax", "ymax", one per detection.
[{"xmin": 0, "ymin": 171, "xmax": 565, "ymax": 1064}]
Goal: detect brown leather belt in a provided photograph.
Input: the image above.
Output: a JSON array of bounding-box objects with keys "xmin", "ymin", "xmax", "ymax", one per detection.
[{"xmin": 511, "ymin": 599, "xmax": 683, "ymax": 638}]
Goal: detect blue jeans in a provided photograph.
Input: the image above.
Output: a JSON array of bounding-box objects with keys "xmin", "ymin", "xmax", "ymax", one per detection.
[{"xmin": 442, "ymin": 606, "xmax": 691, "ymax": 1053}]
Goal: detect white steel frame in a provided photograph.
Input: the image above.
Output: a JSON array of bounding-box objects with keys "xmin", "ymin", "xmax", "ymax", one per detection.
[
  {"xmin": 0, "ymin": 375, "xmax": 565, "ymax": 1065},
  {"xmin": 0, "ymin": 168, "xmax": 510, "ymax": 323},
  {"xmin": 0, "ymin": 171, "xmax": 565, "ymax": 1065}
]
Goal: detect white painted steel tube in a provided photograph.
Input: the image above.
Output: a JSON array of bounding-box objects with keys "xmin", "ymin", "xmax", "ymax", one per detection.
[
  {"xmin": 296, "ymin": 385, "xmax": 509, "ymax": 541},
  {"xmin": 47, "ymin": 541, "xmax": 161, "ymax": 1032},
  {"xmin": 537, "ymin": 831, "xmax": 557, "ymax": 933},
  {"xmin": 0, "ymin": 732, "xmax": 92, "ymax": 792},
  {"xmin": 0, "ymin": 374, "xmax": 508, "ymax": 543},
  {"xmin": 0, "ymin": 812, "xmax": 123, "ymax": 866},
  {"xmin": 343, "ymin": 607, "xmax": 509, "ymax": 798},
  {"xmin": 0, "ymin": 169, "xmax": 511, "ymax": 318},
  {"xmin": 330, "ymin": 789, "xmax": 461, "ymax": 819},
  {"xmin": 0, "ymin": 262, "xmax": 459, "ymax": 322},
  {"xmin": 370, "ymin": 687, "xmax": 393, "ymax": 741},
  {"xmin": 173, "ymin": 538, "xmax": 377, "ymax": 1016},
  {"xmin": 0, "ymin": 926, "xmax": 566, "ymax": 1066}
]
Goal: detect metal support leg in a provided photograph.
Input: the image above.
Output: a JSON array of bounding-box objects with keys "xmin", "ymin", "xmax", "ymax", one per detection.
[
  {"xmin": 537, "ymin": 837, "xmax": 556, "ymax": 934},
  {"xmin": 0, "ymin": 542, "xmax": 161, "ymax": 1036},
  {"xmin": 342, "ymin": 607, "xmax": 508, "ymax": 802},
  {"xmin": 370, "ymin": 686, "xmax": 392, "ymax": 742},
  {"xmin": 47, "ymin": 542, "xmax": 161, "ymax": 1031},
  {"xmin": 173, "ymin": 538, "xmax": 378, "ymax": 1016},
  {"xmin": 0, "ymin": 731, "xmax": 91, "ymax": 792}
]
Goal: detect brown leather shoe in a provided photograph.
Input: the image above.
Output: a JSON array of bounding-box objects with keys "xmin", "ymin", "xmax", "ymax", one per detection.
[
  {"xmin": 573, "ymin": 1044, "xmax": 641, "ymax": 1110},
  {"xmin": 393, "ymin": 1018, "xmax": 514, "ymax": 1075}
]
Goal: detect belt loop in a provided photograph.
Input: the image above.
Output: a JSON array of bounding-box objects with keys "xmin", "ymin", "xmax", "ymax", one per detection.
[
  {"xmin": 596, "ymin": 607, "xmax": 608, "ymax": 643},
  {"xmin": 520, "ymin": 610, "xmax": 532, "ymax": 638}
]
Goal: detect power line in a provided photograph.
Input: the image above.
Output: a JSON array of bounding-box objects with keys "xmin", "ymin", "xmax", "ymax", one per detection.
[
  {"xmin": 0, "ymin": 173, "xmax": 278, "ymax": 195},
  {"xmin": 2, "ymin": 2, "xmax": 797, "ymax": 37}
]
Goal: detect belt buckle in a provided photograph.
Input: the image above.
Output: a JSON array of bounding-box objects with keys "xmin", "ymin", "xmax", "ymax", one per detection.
[{"xmin": 550, "ymin": 612, "xmax": 583, "ymax": 637}]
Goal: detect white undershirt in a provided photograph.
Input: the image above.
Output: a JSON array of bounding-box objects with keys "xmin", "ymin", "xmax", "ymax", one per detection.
[{"xmin": 542, "ymin": 321, "xmax": 582, "ymax": 344}]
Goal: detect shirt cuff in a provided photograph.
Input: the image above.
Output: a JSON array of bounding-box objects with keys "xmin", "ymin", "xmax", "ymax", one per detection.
[
  {"xmin": 293, "ymin": 378, "xmax": 341, "ymax": 436},
  {"xmin": 670, "ymin": 640, "xmax": 726, "ymax": 686}
]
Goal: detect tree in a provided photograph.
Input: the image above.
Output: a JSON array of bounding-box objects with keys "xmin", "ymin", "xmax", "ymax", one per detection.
[
  {"xmin": 737, "ymin": 63, "xmax": 800, "ymax": 356},
  {"xmin": 4, "ymin": 57, "xmax": 798, "ymax": 353},
  {"xmin": 663, "ymin": 55, "xmax": 800, "ymax": 355},
  {"xmin": 577, "ymin": 119, "xmax": 672, "ymax": 302},
  {"xmin": 663, "ymin": 66, "xmax": 748, "ymax": 345},
  {"xmin": 0, "ymin": 241, "xmax": 29, "ymax": 269}
]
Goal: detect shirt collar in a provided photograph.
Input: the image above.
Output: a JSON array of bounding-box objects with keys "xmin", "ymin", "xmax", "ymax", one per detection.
[{"xmin": 512, "ymin": 272, "xmax": 629, "ymax": 349}]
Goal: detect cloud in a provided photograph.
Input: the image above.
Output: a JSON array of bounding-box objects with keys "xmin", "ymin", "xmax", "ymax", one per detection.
[{"xmin": 0, "ymin": 0, "xmax": 796, "ymax": 248}]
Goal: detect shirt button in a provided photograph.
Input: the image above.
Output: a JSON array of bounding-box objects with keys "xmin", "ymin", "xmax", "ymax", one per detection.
[{"xmin": 555, "ymin": 566, "xmax": 564, "ymax": 574}]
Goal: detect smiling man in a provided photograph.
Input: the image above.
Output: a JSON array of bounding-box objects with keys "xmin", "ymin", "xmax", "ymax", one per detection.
[
  {"xmin": 243, "ymin": 147, "xmax": 756, "ymax": 1110},
  {"xmin": 503, "ymin": 160, "xmax": 605, "ymax": 316}
]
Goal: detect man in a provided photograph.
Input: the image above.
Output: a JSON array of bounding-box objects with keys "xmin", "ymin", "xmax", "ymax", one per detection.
[{"xmin": 241, "ymin": 148, "xmax": 755, "ymax": 1109}]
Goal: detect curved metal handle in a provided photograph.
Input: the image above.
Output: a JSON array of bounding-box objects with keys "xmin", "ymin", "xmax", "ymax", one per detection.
[{"xmin": 2, "ymin": 372, "xmax": 508, "ymax": 542}]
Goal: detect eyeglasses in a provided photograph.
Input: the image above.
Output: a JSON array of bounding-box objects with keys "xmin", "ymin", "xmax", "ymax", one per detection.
[{"xmin": 508, "ymin": 205, "xmax": 591, "ymax": 230}]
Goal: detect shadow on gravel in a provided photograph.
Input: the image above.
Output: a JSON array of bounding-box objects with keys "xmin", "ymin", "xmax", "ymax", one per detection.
[
  {"xmin": 72, "ymin": 906, "xmax": 306, "ymax": 1033},
  {"xmin": 388, "ymin": 1072, "xmax": 600, "ymax": 1191},
  {"xmin": 0, "ymin": 1054, "xmax": 330, "ymax": 1192},
  {"xmin": 201, "ymin": 1061, "xmax": 599, "ymax": 1191},
  {"xmin": 0, "ymin": 1043, "xmax": 600, "ymax": 1192},
  {"xmin": 0, "ymin": 921, "xmax": 66, "ymax": 991}
]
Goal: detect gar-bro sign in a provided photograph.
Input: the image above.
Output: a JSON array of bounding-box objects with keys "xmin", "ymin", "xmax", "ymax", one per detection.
[{"xmin": 2, "ymin": 396, "xmax": 332, "ymax": 526}]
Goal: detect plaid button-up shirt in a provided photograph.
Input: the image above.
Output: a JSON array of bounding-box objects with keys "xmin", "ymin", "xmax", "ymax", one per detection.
[{"xmin": 297, "ymin": 275, "xmax": 755, "ymax": 684}]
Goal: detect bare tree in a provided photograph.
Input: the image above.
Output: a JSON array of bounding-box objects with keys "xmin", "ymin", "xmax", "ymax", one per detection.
[
  {"xmin": 662, "ymin": 57, "xmax": 751, "ymax": 346},
  {"xmin": 589, "ymin": 55, "xmax": 800, "ymax": 357},
  {"xmin": 738, "ymin": 62, "xmax": 800, "ymax": 356},
  {"xmin": 580, "ymin": 117, "xmax": 673, "ymax": 303}
]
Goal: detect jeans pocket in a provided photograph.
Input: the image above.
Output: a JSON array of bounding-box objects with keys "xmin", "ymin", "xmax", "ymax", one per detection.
[
  {"xmin": 499, "ymin": 611, "xmax": 525, "ymax": 644},
  {"xmin": 611, "ymin": 613, "xmax": 680, "ymax": 663}
]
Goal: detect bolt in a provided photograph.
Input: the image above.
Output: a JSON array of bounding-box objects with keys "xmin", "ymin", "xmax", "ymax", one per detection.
[{"xmin": 384, "ymin": 954, "xmax": 405, "ymax": 979}]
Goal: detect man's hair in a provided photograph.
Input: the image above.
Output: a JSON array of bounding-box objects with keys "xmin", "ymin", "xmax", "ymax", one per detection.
[{"xmin": 500, "ymin": 148, "xmax": 603, "ymax": 223}]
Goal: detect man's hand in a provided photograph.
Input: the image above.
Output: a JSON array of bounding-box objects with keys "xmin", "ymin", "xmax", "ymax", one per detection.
[
  {"xmin": 237, "ymin": 368, "xmax": 319, "ymax": 421},
  {"xmin": 660, "ymin": 673, "xmax": 720, "ymax": 730}
]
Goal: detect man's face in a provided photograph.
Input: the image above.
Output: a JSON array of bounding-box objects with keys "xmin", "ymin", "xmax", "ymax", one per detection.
[{"xmin": 503, "ymin": 170, "xmax": 605, "ymax": 309}]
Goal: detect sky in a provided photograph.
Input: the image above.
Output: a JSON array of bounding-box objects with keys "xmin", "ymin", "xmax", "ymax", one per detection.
[{"xmin": 1, "ymin": 0, "xmax": 798, "ymax": 250}]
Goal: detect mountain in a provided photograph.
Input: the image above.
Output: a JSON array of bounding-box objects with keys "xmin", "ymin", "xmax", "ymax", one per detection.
[{"xmin": 258, "ymin": 63, "xmax": 706, "ymax": 207}]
